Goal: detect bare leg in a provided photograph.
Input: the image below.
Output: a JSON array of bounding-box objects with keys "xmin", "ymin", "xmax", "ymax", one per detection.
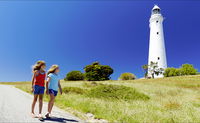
[
  {"xmin": 38, "ymin": 94, "xmax": 43, "ymax": 114},
  {"xmin": 47, "ymin": 99, "xmax": 51, "ymax": 113},
  {"xmin": 49, "ymin": 100, "xmax": 55, "ymax": 114},
  {"xmin": 31, "ymin": 95, "xmax": 38, "ymax": 115},
  {"xmin": 48, "ymin": 94, "xmax": 55, "ymax": 114}
]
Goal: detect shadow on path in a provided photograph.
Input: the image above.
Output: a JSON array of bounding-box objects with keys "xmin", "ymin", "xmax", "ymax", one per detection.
[{"xmin": 40, "ymin": 117, "xmax": 79, "ymax": 123}]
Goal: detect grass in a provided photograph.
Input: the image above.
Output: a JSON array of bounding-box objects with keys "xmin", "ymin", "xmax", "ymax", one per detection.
[
  {"xmin": 86, "ymin": 84, "xmax": 150, "ymax": 101},
  {"xmin": 1, "ymin": 75, "xmax": 200, "ymax": 122},
  {"xmin": 63, "ymin": 87, "xmax": 85, "ymax": 94}
]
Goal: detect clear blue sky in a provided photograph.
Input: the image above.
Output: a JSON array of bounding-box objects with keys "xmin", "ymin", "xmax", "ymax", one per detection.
[{"xmin": 0, "ymin": 1, "xmax": 199, "ymax": 82}]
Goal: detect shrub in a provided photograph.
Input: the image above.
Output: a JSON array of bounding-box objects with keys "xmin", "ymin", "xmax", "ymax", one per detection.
[
  {"xmin": 86, "ymin": 84, "xmax": 150, "ymax": 101},
  {"xmin": 164, "ymin": 68, "xmax": 181, "ymax": 77},
  {"xmin": 164, "ymin": 64, "xmax": 198, "ymax": 77},
  {"xmin": 180, "ymin": 64, "xmax": 197, "ymax": 75},
  {"xmin": 65, "ymin": 71, "xmax": 84, "ymax": 81},
  {"xmin": 84, "ymin": 62, "xmax": 114, "ymax": 81},
  {"xmin": 148, "ymin": 61, "xmax": 164, "ymax": 78},
  {"xmin": 63, "ymin": 87, "xmax": 85, "ymax": 94},
  {"xmin": 118, "ymin": 72, "xmax": 136, "ymax": 80}
]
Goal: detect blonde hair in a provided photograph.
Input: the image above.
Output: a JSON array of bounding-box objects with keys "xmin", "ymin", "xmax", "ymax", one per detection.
[
  {"xmin": 32, "ymin": 60, "xmax": 46, "ymax": 72},
  {"xmin": 47, "ymin": 65, "xmax": 59, "ymax": 75}
]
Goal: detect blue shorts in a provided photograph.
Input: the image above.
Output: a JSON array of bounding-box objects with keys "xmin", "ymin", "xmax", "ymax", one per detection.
[
  {"xmin": 33, "ymin": 85, "xmax": 45, "ymax": 95},
  {"xmin": 49, "ymin": 89, "xmax": 58, "ymax": 96}
]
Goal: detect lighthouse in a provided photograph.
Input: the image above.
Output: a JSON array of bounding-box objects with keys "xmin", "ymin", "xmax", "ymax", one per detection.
[{"xmin": 148, "ymin": 5, "xmax": 167, "ymax": 78}]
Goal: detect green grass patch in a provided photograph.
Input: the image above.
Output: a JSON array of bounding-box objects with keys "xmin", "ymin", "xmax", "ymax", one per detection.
[
  {"xmin": 82, "ymin": 81, "xmax": 103, "ymax": 88},
  {"xmin": 63, "ymin": 87, "xmax": 86, "ymax": 94},
  {"xmin": 86, "ymin": 84, "xmax": 150, "ymax": 101}
]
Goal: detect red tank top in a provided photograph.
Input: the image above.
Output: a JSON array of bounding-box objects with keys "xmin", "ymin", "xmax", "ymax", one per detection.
[{"xmin": 34, "ymin": 71, "xmax": 46, "ymax": 87}]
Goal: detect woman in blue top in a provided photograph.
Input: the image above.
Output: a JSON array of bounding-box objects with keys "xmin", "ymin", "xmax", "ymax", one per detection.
[{"xmin": 45, "ymin": 65, "xmax": 62, "ymax": 118}]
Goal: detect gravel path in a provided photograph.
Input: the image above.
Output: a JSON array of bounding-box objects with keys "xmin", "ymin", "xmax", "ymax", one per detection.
[{"xmin": 0, "ymin": 85, "xmax": 84, "ymax": 123}]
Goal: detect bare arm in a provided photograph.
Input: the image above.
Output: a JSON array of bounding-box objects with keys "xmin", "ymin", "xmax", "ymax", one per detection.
[
  {"xmin": 31, "ymin": 71, "xmax": 37, "ymax": 92},
  {"xmin": 58, "ymin": 80, "xmax": 62, "ymax": 95},
  {"xmin": 46, "ymin": 77, "xmax": 51, "ymax": 94},
  {"xmin": 31, "ymin": 72, "xmax": 36, "ymax": 87}
]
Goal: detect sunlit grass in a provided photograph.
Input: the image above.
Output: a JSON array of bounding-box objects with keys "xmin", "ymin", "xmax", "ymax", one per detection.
[{"xmin": 1, "ymin": 75, "xmax": 200, "ymax": 122}]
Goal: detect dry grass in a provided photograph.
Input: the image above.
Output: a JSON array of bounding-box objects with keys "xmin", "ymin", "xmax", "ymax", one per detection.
[
  {"xmin": 164, "ymin": 100, "xmax": 181, "ymax": 110},
  {"xmin": 1, "ymin": 75, "xmax": 200, "ymax": 122}
]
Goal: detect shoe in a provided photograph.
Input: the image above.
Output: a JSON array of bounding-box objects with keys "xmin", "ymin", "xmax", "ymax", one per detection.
[{"xmin": 45, "ymin": 112, "xmax": 50, "ymax": 118}]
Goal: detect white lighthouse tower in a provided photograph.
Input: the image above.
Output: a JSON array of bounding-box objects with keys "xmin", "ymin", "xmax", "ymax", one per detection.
[{"xmin": 148, "ymin": 5, "xmax": 167, "ymax": 78}]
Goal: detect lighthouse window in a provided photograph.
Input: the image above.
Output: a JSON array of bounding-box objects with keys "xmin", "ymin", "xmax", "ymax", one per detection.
[
  {"xmin": 153, "ymin": 9, "xmax": 160, "ymax": 14},
  {"xmin": 157, "ymin": 32, "xmax": 159, "ymax": 35},
  {"xmin": 158, "ymin": 57, "xmax": 160, "ymax": 60}
]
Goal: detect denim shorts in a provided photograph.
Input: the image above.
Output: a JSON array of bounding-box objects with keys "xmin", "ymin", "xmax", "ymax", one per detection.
[
  {"xmin": 49, "ymin": 89, "xmax": 58, "ymax": 96},
  {"xmin": 33, "ymin": 85, "xmax": 45, "ymax": 95}
]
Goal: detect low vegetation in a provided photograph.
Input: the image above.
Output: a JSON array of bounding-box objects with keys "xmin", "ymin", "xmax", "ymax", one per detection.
[
  {"xmin": 86, "ymin": 84, "xmax": 149, "ymax": 101},
  {"xmin": 142, "ymin": 62, "xmax": 164, "ymax": 78},
  {"xmin": 65, "ymin": 71, "xmax": 84, "ymax": 81},
  {"xmin": 118, "ymin": 72, "xmax": 136, "ymax": 80},
  {"xmin": 2, "ymin": 75, "xmax": 200, "ymax": 122},
  {"xmin": 146, "ymin": 61, "xmax": 164, "ymax": 78},
  {"xmin": 63, "ymin": 87, "xmax": 85, "ymax": 94},
  {"xmin": 164, "ymin": 64, "xmax": 198, "ymax": 77},
  {"xmin": 82, "ymin": 81, "xmax": 103, "ymax": 88}
]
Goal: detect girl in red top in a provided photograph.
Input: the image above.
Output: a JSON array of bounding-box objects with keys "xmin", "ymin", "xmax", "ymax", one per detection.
[{"xmin": 31, "ymin": 60, "xmax": 46, "ymax": 118}]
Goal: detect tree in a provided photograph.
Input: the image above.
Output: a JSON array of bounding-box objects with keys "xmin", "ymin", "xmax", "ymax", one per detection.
[
  {"xmin": 142, "ymin": 64, "xmax": 148, "ymax": 78},
  {"xmin": 65, "ymin": 71, "xmax": 84, "ymax": 81},
  {"xmin": 84, "ymin": 62, "xmax": 114, "ymax": 81},
  {"xmin": 118, "ymin": 73, "xmax": 136, "ymax": 80},
  {"xmin": 148, "ymin": 61, "xmax": 164, "ymax": 79}
]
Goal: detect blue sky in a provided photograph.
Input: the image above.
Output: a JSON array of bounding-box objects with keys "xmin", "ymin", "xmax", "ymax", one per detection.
[{"xmin": 0, "ymin": 1, "xmax": 199, "ymax": 81}]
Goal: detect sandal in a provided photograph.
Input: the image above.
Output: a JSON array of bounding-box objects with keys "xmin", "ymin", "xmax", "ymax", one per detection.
[
  {"xmin": 31, "ymin": 113, "xmax": 37, "ymax": 118},
  {"xmin": 38, "ymin": 114, "xmax": 43, "ymax": 119}
]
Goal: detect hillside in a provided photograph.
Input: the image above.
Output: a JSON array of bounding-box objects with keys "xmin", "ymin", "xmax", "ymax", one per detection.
[{"xmin": 1, "ymin": 75, "xmax": 200, "ymax": 122}]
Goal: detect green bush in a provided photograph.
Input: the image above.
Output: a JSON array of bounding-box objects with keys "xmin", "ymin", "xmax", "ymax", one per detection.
[
  {"xmin": 181, "ymin": 64, "xmax": 197, "ymax": 75},
  {"xmin": 86, "ymin": 84, "xmax": 150, "ymax": 101},
  {"xmin": 65, "ymin": 71, "xmax": 84, "ymax": 81},
  {"xmin": 84, "ymin": 62, "xmax": 114, "ymax": 81},
  {"xmin": 164, "ymin": 64, "xmax": 198, "ymax": 77},
  {"xmin": 63, "ymin": 87, "xmax": 85, "ymax": 94},
  {"xmin": 118, "ymin": 73, "xmax": 136, "ymax": 80},
  {"xmin": 164, "ymin": 68, "xmax": 181, "ymax": 77}
]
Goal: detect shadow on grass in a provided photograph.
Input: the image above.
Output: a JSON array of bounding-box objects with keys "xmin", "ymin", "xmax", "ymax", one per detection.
[{"xmin": 40, "ymin": 116, "xmax": 79, "ymax": 123}]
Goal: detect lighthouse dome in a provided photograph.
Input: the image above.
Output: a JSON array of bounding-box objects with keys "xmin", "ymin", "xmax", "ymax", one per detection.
[
  {"xmin": 152, "ymin": 5, "xmax": 160, "ymax": 10},
  {"xmin": 152, "ymin": 5, "xmax": 161, "ymax": 14}
]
